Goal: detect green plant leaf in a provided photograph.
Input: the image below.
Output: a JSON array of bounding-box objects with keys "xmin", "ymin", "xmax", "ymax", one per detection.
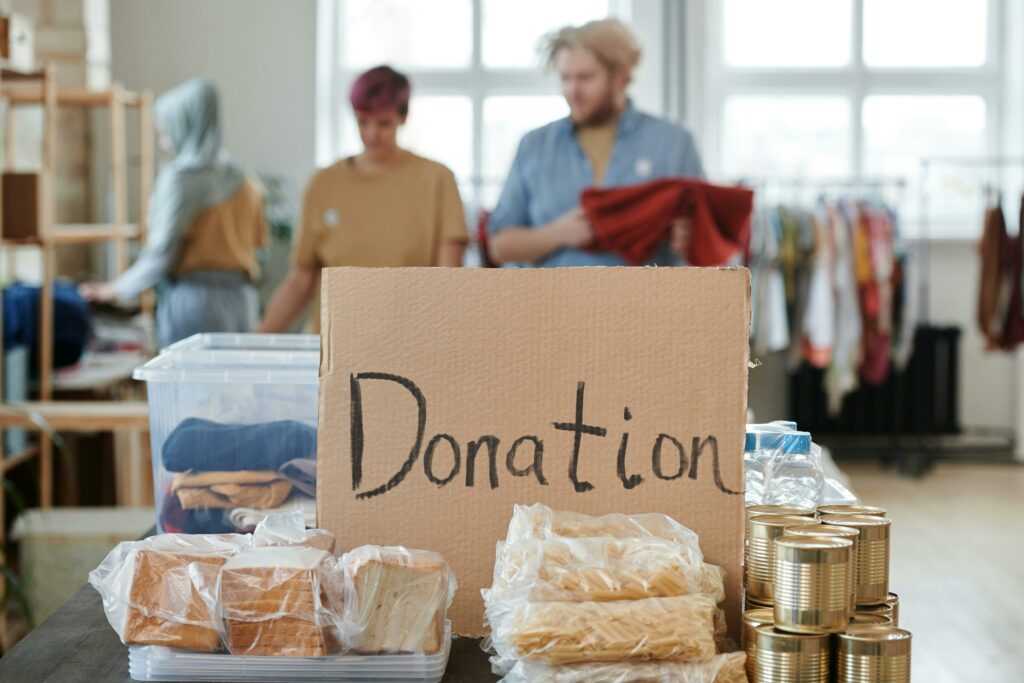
[
  {"xmin": 0, "ymin": 564, "xmax": 35, "ymax": 629},
  {"xmin": 2, "ymin": 478, "xmax": 26, "ymax": 517}
]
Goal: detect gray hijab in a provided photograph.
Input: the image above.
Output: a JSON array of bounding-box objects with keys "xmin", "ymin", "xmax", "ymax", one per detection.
[{"xmin": 115, "ymin": 79, "xmax": 247, "ymax": 299}]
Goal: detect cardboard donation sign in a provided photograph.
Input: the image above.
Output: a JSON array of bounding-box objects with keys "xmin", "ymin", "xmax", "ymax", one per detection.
[{"xmin": 317, "ymin": 267, "xmax": 750, "ymax": 637}]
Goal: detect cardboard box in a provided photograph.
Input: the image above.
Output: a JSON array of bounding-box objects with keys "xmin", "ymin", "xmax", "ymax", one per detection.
[
  {"xmin": 2, "ymin": 172, "xmax": 44, "ymax": 242},
  {"xmin": 317, "ymin": 267, "xmax": 750, "ymax": 638},
  {"xmin": 0, "ymin": 13, "xmax": 34, "ymax": 70}
]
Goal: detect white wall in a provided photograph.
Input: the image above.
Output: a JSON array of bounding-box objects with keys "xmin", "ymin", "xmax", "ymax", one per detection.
[{"xmin": 109, "ymin": 0, "xmax": 318, "ymax": 204}]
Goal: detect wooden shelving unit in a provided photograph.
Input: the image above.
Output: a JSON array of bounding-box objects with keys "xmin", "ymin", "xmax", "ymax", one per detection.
[{"xmin": 0, "ymin": 63, "xmax": 155, "ymax": 523}]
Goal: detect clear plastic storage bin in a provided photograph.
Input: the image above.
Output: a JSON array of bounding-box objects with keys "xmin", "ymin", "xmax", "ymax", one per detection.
[
  {"xmin": 128, "ymin": 623, "xmax": 452, "ymax": 682},
  {"xmin": 133, "ymin": 334, "xmax": 320, "ymax": 534}
]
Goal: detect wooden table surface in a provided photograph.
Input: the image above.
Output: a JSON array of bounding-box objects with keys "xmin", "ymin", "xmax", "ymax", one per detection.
[{"xmin": 0, "ymin": 582, "xmax": 499, "ymax": 683}]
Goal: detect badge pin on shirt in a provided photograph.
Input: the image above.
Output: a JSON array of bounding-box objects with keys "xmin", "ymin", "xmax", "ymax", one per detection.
[
  {"xmin": 323, "ymin": 208, "xmax": 340, "ymax": 229},
  {"xmin": 634, "ymin": 158, "xmax": 653, "ymax": 179}
]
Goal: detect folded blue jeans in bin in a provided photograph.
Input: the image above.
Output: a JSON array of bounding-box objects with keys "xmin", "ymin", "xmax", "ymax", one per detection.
[{"xmin": 162, "ymin": 418, "xmax": 317, "ymax": 472}]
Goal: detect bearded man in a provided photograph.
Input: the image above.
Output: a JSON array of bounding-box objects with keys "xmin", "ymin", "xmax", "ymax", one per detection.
[{"xmin": 487, "ymin": 18, "xmax": 705, "ymax": 267}]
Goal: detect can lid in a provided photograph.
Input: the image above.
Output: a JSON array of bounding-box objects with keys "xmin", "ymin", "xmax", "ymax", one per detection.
[
  {"xmin": 857, "ymin": 603, "xmax": 894, "ymax": 615},
  {"xmin": 839, "ymin": 626, "xmax": 912, "ymax": 655},
  {"xmin": 784, "ymin": 524, "xmax": 859, "ymax": 539},
  {"xmin": 750, "ymin": 515, "xmax": 822, "ymax": 529},
  {"xmin": 742, "ymin": 608, "xmax": 775, "ymax": 628},
  {"xmin": 819, "ymin": 514, "xmax": 891, "ymax": 528},
  {"xmin": 850, "ymin": 613, "xmax": 893, "ymax": 626},
  {"xmin": 754, "ymin": 625, "xmax": 830, "ymax": 651},
  {"xmin": 817, "ymin": 504, "xmax": 887, "ymax": 517},
  {"xmin": 746, "ymin": 504, "xmax": 815, "ymax": 518},
  {"xmin": 775, "ymin": 535, "xmax": 853, "ymax": 552}
]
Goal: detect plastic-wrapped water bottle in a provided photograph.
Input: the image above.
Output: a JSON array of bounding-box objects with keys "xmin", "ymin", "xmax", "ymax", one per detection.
[
  {"xmin": 744, "ymin": 421, "xmax": 795, "ymax": 505},
  {"xmin": 744, "ymin": 422, "xmax": 823, "ymax": 508}
]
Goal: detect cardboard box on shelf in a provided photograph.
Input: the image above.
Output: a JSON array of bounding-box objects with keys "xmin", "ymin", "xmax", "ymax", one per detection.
[
  {"xmin": 0, "ymin": 12, "xmax": 34, "ymax": 70},
  {"xmin": 2, "ymin": 172, "xmax": 44, "ymax": 241},
  {"xmin": 317, "ymin": 267, "xmax": 750, "ymax": 639}
]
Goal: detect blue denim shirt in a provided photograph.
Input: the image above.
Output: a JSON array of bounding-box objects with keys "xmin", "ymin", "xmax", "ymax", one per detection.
[{"xmin": 488, "ymin": 101, "xmax": 705, "ymax": 267}]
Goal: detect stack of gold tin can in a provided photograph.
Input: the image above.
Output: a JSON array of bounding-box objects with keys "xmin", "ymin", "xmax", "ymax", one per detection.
[
  {"xmin": 745, "ymin": 512, "xmax": 820, "ymax": 606},
  {"xmin": 743, "ymin": 502, "xmax": 912, "ymax": 682}
]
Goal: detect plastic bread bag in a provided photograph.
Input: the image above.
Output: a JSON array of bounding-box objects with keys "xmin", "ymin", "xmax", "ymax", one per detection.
[
  {"xmin": 342, "ymin": 544, "xmax": 457, "ymax": 655},
  {"xmin": 88, "ymin": 532, "xmax": 251, "ymax": 651},
  {"xmin": 488, "ymin": 593, "xmax": 718, "ymax": 666},
  {"xmin": 210, "ymin": 545, "xmax": 354, "ymax": 656},
  {"xmin": 500, "ymin": 651, "xmax": 748, "ymax": 683},
  {"xmin": 251, "ymin": 509, "xmax": 336, "ymax": 553},
  {"xmin": 504, "ymin": 503, "xmax": 701, "ymax": 552},
  {"xmin": 487, "ymin": 535, "xmax": 724, "ymax": 604}
]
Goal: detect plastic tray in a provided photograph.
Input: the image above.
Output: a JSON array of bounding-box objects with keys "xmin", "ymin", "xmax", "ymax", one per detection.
[{"xmin": 129, "ymin": 622, "xmax": 451, "ymax": 682}]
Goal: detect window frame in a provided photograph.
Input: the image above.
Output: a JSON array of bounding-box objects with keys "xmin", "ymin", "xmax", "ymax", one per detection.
[
  {"xmin": 316, "ymin": 0, "xmax": 636, "ymax": 215},
  {"xmin": 692, "ymin": 0, "xmax": 1006, "ymax": 237}
]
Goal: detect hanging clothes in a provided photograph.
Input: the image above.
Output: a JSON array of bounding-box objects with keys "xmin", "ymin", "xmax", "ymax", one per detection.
[
  {"xmin": 745, "ymin": 189, "xmax": 909, "ymax": 406},
  {"xmin": 801, "ymin": 201, "xmax": 836, "ymax": 368},
  {"xmin": 976, "ymin": 202, "xmax": 1005, "ymax": 346},
  {"xmin": 858, "ymin": 205, "xmax": 894, "ymax": 386},
  {"xmin": 749, "ymin": 206, "xmax": 789, "ymax": 355},
  {"xmin": 975, "ymin": 198, "xmax": 1024, "ymax": 351},
  {"xmin": 824, "ymin": 202, "xmax": 862, "ymax": 414},
  {"xmin": 999, "ymin": 195, "xmax": 1024, "ymax": 350}
]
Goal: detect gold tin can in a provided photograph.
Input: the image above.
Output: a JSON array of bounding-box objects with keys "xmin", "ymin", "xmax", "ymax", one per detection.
[
  {"xmin": 754, "ymin": 625, "xmax": 830, "ymax": 683},
  {"xmin": 816, "ymin": 504, "xmax": 887, "ymax": 518},
  {"xmin": 773, "ymin": 536, "xmax": 853, "ymax": 634},
  {"xmin": 837, "ymin": 626, "xmax": 912, "ymax": 683},
  {"xmin": 784, "ymin": 524, "xmax": 859, "ymax": 614},
  {"xmin": 820, "ymin": 514, "xmax": 891, "ymax": 606},
  {"xmin": 742, "ymin": 607, "xmax": 774, "ymax": 681},
  {"xmin": 747, "ymin": 504, "xmax": 816, "ymax": 540},
  {"xmin": 747, "ymin": 515, "xmax": 821, "ymax": 604},
  {"xmin": 849, "ymin": 612, "xmax": 892, "ymax": 626}
]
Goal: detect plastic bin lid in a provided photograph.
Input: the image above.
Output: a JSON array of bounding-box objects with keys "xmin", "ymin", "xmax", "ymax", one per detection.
[
  {"xmin": 163, "ymin": 333, "xmax": 319, "ymax": 354},
  {"xmin": 134, "ymin": 333, "xmax": 320, "ymax": 384}
]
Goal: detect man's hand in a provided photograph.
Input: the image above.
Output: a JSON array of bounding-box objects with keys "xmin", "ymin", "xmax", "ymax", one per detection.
[
  {"xmin": 553, "ymin": 207, "xmax": 594, "ymax": 248},
  {"xmin": 79, "ymin": 281, "xmax": 117, "ymax": 303},
  {"xmin": 669, "ymin": 216, "xmax": 693, "ymax": 259}
]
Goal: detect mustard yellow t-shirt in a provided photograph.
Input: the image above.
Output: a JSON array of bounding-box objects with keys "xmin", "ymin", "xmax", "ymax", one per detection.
[
  {"xmin": 575, "ymin": 121, "xmax": 618, "ymax": 186},
  {"xmin": 176, "ymin": 177, "xmax": 267, "ymax": 280},
  {"xmin": 294, "ymin": 151, "xmax": 468, "ymax": 270}
]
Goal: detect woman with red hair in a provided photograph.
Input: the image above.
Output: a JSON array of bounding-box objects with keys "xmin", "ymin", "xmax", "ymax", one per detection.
[{"xmin": 257, "ymin": 65, "xmax": 468, "ymax": 332}]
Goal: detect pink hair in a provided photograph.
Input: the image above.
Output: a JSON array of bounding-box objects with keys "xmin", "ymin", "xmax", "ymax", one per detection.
[{"xmin": 349, "ymin": 65, "xmax": 411, "ymax": 117}]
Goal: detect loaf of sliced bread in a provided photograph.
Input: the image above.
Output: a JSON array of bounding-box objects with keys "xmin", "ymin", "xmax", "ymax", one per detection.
[
  {"xmin": 220, "ymin": 546, "xmax": 337, "ymax": 656},
  {"xmin": 345, "ymin": 546, "xmax": 455, "ymax": 654}
]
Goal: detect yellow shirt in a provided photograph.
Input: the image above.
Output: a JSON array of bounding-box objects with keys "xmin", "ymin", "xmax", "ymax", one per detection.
[
  {"xmin": 575, "ymin": 121, "xmax": 618, "ymax": 186},
  {"xmin": 294, "ymin": 151, "xmax": 468, "ymax": 270},
  {"xmin": 176, "ymin": 177, "xmax": 267, "ymax": 280}
]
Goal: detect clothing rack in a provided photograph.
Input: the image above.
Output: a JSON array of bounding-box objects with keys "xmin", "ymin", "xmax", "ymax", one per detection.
[
  {"xmin": 737, "ymin": 176, "xmax": 908, "ymax": 200},
  {"xmin": 739, "ymin": 175, "xmax": 908, "ymax": 188},
  {"xmin": 918, "ymin": 156, "xmax": 1024, "ymax": 324}
]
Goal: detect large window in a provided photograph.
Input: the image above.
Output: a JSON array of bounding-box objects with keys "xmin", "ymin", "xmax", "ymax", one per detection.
[
  {"xmin": 318, "ymin": 0, "xmax": 630, "ymax": 216},
  {"xmin": 704, "ymin": 0, "xmax": 1003, "ymax": 237}
]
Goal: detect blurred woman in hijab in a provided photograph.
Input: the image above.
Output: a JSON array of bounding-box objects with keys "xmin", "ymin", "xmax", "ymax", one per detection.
[{"xmin": 81, "ymin": 78, "xmax": 266, "ymax": 347}]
